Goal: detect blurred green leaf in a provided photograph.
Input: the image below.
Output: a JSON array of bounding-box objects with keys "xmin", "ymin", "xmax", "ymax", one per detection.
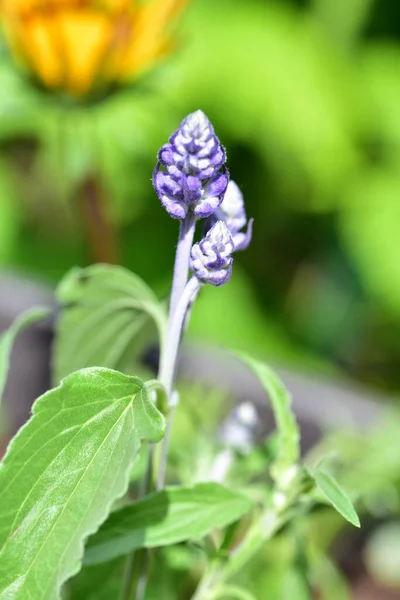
[
  {"xmin": 84, "ymin": 483, "xmax": 253, "ymax": 565},
  {"xmin": 360, "ymin": 43, "xmax": 400, "ymax": 145},
  {"xmin": 0, "ymin": 367, "xmax": 165, "ymax": 599},
  {"xmin": 312, "ymin": 0, "xmax": 375, "ymax": 46},
  {"xmin": 53, "ymin": 264, "xmax": 167, "ymax": 382},
  {"xmin": 0, "ymin": 160, "xmax": 21, "ymax": 264},
  {"xmin": 310, "ymin": 552, "xmax": 351, "ymax": 600},
  {"xmin": 281, "ymin": 569, "xmax": 313, "ymax": 600},
  {"xmin": 340, "ymin": 169, "xmax": 400, "ymax": 318},
  {"xmin": 235, "ymin": 353, "xmax": 300, "ymax": 480},
  {"xmin": 0, "ymin": 306, "xmax": 50, "ymax": 402},
  {"xmin": 311, "ymin": 468, "xmax": 360, "ymax": 527},
  {"xmin": 63, "ymin": 559, "xmax": 124, "ymax": 600}
]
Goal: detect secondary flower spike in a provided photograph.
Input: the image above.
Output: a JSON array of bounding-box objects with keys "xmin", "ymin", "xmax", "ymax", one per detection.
[
  {"xmin": 190, "ymin": 221, "xmax": 234, "ymax": 286},
  {"xmin": 153, "ymin": 110, "xmax": 229, "ymax": 219},
  {"xmin": 207, "ymin": 180, "xmax": 253, "ymax": 251}
]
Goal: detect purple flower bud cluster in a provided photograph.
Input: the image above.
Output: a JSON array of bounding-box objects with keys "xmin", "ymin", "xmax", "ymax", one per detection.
[
  {"xmin": 190, "ymin": 221, "xmax": 234, "ymax": 286},
  {"xmin": 154, "ymin": 110, "xmax": 253, "ymax": 289},
  {"xmin": 206, "ymin": 181, "xmax": 253, "ymax": 251},
  {"xmin": 153, "ymin": 110, "xmax": 229, "ymax": 220}
]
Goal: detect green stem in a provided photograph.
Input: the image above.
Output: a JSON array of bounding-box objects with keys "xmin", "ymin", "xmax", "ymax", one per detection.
[
  {"xmin": 156, "ymin": 277, "xmax": 200, "ymax": 490},
  {"xmin": 191, "ymin": 507, "xmax": 288, "ymax": 600},
  {"xmin": 124, "ymin": 215, "xmax": 198, "ymax": 599}
]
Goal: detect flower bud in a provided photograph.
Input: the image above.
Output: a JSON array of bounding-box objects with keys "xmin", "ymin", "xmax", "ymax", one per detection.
[
  {"xmin": 206, "ymin": 180, "xmax": 253, "ymax": 251},
  {"xmin": 190, "ymin": 221, "xmax": 234, "ymax": 286},
  {"xmin": 153, "ymin": 110, "xmax": 229, "ymax": 219}
]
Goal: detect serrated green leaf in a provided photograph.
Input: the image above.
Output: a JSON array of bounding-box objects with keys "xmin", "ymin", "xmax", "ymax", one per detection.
[
  {"xmin": 0, "ymin": 306, "xmax": 50, "ymax": 402},
  {"xmin": 235, "ymin": 353, "xmax": 300, "ymax": 480},
  {"xmin": 84, "ymin": 483, "xmax": 253, "ymax": 565},
  {"xmin": 312, "ymin": 468, "xmax": 360, "ymax": 528},
  {"xmin": 53, "ymin": 264, "xmax": 167, "ymax": 383},
  {"xmin": 0, "ymin": 367, "xmax": 165, "ymax": 599}
]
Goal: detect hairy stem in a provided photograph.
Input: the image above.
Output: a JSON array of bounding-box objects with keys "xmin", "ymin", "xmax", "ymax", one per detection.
[
  {"xmin": 169, "ymin": 214, "xmax": 197, "ymax": 317},
  {"xmin": 131, "ymin": 215, "xmax": 199, "ymax": 598},
  {"xmin": 157, "ymin": 276, "xmax": 201, "ymax": 489},
  {"xmin": 159, "ymin": 276, "xmax": 200, "ymax": 396}
]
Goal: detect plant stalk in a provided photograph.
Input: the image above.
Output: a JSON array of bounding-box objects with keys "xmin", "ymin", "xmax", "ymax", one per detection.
[
  {"xmin": 190, "ymin": 507, "xmax": 289, "ymax": 600},
  {"xmin": 157, "ymin": 276, "xmax": 201, "ymax": 489},
  {"xmin": 128, "ymin": 216, "xmax": 198, "ymax": 600},
  {"xmin": 169, "ymin": 214, "xmax": 197, "ymax": 317},
  {"xmin": 78, "ymin": 174, "xmax": 119, "ymax": 265}
]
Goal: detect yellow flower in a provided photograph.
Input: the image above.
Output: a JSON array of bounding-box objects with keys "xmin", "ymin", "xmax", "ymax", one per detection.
[{"xmin": 0, "ymin": 0, "xmax": 188, "ymax": 97}]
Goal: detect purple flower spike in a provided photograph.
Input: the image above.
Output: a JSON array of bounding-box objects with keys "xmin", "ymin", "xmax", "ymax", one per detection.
[
  {"xmin": 153, "ymin": 110, "xmax": 229, "ymax": 220},
  {"xmin": 206, "ymin": 180, "xmax": 253, "ymax": 251},
  {"xmin": 190, "ymin": 221, "xmax": 234, "ymax": 286}
]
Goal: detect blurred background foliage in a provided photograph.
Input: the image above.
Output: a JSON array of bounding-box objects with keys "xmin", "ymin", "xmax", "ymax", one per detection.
[{"xmin": 0, "ymin": 0, "xmax": 400, "ymax": 390}]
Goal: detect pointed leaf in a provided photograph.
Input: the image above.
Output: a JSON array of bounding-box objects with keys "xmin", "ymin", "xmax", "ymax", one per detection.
[
  {"xmin": 0, "ymin": 367, "xmax": 165, "ymax": 599},
  {"xmin": 312, "ymin": 468, "xmax": 360, "ymax": 527},
  {"xmin": 236, "ymin": 353, "xmax": 300, "ymax": 479},
  {"xmin": 0, "ymin": 306, "xmax": 50, "ymax": 402},
  {"xmin": 84, "ymin": 483, "xmax": 253, "ymax": 565},
  {"xmin": 53, "ymin": 264, "xmax": 167, "ymax": 382}
]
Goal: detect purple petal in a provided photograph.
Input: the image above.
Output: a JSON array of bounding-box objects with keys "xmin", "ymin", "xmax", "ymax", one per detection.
[
  {"xmin": 194, "ymin": 196, "xmax": 222, "ymax": 218},
  {"xmin": 205, "ymin": 172, "xmax": 229, "ymax": 198},
  {"xmin": 208, "ymin": 263, "xmax": 233, "ymax": 287},
  {"xmin": 160, "ymin": 195, "xmax": 188, "ymax": 219},
  {"xmin": 154, "ymin": 171, "xmax": 183, "ymax": 199},
  {"xmin": 184, "ymin": 176, "xmax": 203, "ymax": 203}
]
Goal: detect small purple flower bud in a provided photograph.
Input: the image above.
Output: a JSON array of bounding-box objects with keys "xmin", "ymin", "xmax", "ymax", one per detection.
[
  {"xmin": 190, "ymin": 221, "xmax": 234, "ymax": 286},
  {"xmin": 153, "ymin": 110, "xmax": 229, "ymax": 220},
  {"xmin": 206, "ymin": 180, "xmax": 253, "ymax": 251}
]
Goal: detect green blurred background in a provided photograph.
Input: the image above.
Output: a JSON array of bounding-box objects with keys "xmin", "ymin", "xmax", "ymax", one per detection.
[{"xmin": 1, "ymin": 0, "xmax": 400, "ymax": 393}]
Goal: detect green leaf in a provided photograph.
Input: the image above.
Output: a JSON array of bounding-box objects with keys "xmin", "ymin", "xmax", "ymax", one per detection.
[
  {"xmin": 235, "ymin": 353, "xmax": 300, "ymax": 480},
  {"xmin": 84, "ymin": 483, "xmax": 253, "ymax": 565},
  {"xmin": 0, "ymin": 367, "xmax": 165, "ymax": 599},
  {"xmin": 63, "ymin": 559, "xmax": 125, "ymax": 600},
  {"xmin": 0, "ymin": 307, "xmax": 50, "ymax": 402},
  {"xmin": 311, "ymin": 468, "xmax": 360, "ymax": 527},
  {"xmin": 282, "ymin": 569, "xmax": 313, "ymax": 600},
  {"xmin": 53, "ymin": 264, "xmax": 167, "ymax": 382}
]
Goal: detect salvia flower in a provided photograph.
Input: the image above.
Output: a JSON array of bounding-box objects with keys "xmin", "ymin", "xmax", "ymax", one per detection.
[
  {"xmin": 190, "ymin": 221, "xmax": 234, "ymax": 286},
  {"xmin": 1, "ymin": 0, "xmax": 188, "ymax": 98},
  {"xmin": 207, "ymin": 180, "xmax": 253, "ymax": 251},
  {"xmin": 153, "ymin": 110, "xmax": 229, "ymax": 219}
]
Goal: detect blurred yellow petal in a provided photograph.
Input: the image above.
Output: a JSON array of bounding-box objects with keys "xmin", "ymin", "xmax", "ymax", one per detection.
[
  {"xmin": 0, "ymin": 0, "xmax": 190, "ymax": 97},
  {"xmin": 121, "ymin": 0, "xmax": 188, "ymax": 78},
  {"xmin": 18, "ymin": 15, "xmax": 63, "ymax": 88},
  {"xmin": 56, "ymin": 10, "xmax": 112, "ymax": 94}
]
